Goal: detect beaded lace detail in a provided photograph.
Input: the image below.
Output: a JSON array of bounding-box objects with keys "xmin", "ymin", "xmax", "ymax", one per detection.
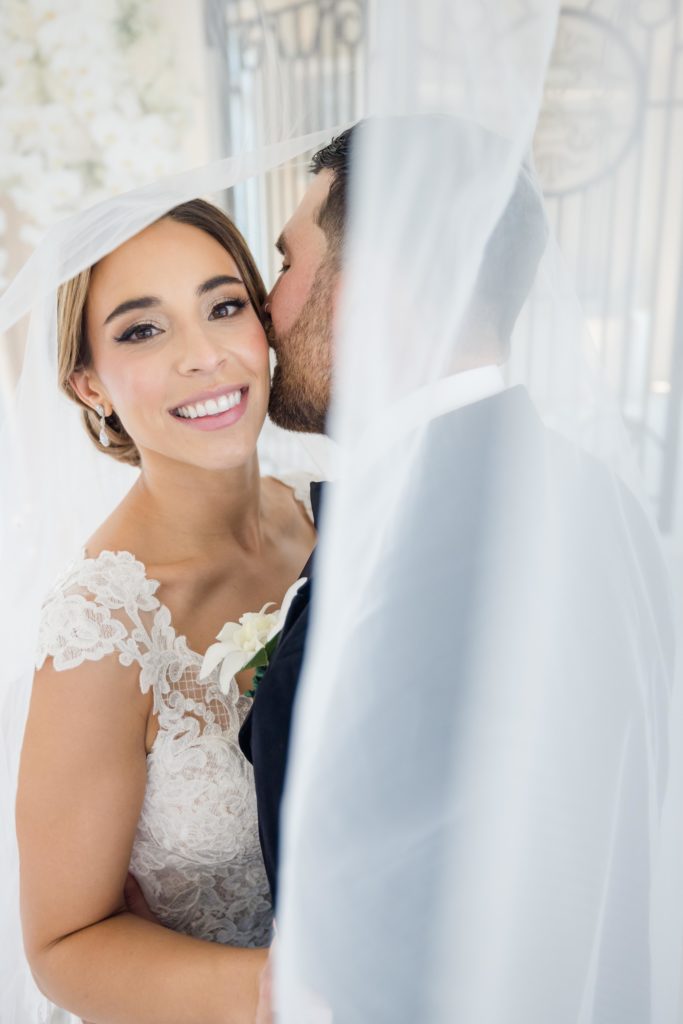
[{"xmin": 34, "ymin": 474, "xmax": 315, "ymax": 948}]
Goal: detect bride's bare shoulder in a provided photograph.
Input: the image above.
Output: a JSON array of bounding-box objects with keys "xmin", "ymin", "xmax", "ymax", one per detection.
[{"xmin": 262, "ymin": 472, "xmax": 316, "ymax": 530}]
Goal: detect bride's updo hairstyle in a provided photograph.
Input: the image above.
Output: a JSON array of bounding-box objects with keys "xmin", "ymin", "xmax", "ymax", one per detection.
[{"xmin": 57, "ymin": 199, "xmax": 268, "ymax": 466}]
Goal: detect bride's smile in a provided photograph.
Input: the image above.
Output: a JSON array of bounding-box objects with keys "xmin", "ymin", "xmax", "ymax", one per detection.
[{"xmin": 170, "ymin": 384, "xmax": 251, "ymax": 432}]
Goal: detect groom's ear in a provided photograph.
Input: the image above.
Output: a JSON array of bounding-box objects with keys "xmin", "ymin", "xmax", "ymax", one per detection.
[{"xmin": 69, "ymin": 368, "xmax": 112, "ymax": 416}]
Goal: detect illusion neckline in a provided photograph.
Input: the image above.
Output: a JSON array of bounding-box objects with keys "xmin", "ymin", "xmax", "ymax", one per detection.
[
  {"xmin": 78, "ymin": 546, "xmax": 247, "ymax": 704},
  {"xmin": 77, "ymin": 473, "xmax": 316, "ymax": 699}
]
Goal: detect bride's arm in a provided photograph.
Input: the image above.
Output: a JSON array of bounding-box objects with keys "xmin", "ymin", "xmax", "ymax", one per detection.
[{"xmin": 16, "ymin": 655, "xmax": 265, "ymax": 1024}]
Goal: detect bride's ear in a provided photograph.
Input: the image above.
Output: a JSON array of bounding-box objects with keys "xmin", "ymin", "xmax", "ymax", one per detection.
[{"xmin": 69, "ymin": 368, "xmax": 112, "ymax": 416}]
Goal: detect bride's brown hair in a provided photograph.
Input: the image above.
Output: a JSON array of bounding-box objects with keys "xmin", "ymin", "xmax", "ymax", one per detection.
[{"xmin": 57, "ymin": 199, "xmax": 268, "ymax": 467}]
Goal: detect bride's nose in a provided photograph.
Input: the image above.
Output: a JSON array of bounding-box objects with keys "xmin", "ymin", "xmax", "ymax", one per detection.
[{"xmin": 176, "ymin": 324, "xmax": 228, "ymax": 375}]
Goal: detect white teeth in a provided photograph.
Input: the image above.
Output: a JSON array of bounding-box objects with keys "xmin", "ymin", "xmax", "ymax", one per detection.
[{"xmin": 174, "ymin": 389, "xmax": 242, "ymax": 419}]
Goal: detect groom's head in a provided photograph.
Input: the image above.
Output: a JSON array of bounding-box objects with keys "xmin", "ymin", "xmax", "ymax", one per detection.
[
  {"xmin": 267, "ymin": 128, "xmax": 355, "ymax": 435},
  {"xmin": 267, "ymin": 119, "xmax": 548, "ymax": 435}
]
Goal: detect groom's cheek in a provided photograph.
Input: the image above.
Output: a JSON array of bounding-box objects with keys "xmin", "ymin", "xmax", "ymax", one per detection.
[
  {"xmin": 330, "ymin": 271, "xmax": 344, "ymax": 339},
  {"xmin": 271, "ymin": 236, "xmax": 329, "ymax": 338},
  {"xmin": 270, "ymin": 266, "xmax": 314, "ymax": 336}
]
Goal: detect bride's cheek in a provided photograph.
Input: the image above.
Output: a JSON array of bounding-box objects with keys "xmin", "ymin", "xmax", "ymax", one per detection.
[
  {"xmin": 243, "ymin": 328, "xmax": 273, "ymax": 393},
  {"xmin": 251, "ymin": 326, "xmax": 271, "ymax": 367},
  {"xmin": 117, "ymin": 380, "xmax": 165, "ymax": 441}
]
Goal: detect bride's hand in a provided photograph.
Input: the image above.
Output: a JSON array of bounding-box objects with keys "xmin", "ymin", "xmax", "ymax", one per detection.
[
  {"xmin": 124, "ymin": 871, "xmax": 160, "ymax": 925},
  {"xmin": 78, "ymin": 874, "xmax": 159, "ymax": 1022},
  {"xmin": 255, "ymin": 945, "xmax": 274, "ymax": 1024}
]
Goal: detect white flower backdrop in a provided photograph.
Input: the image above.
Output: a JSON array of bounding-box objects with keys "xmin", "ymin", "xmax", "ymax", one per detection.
[
  {"xmin": 0, "ymin": 0, "xmax": 207, "ymax": 287},
  {"xmin": 0, "ymin": 0, "xmax": 333, "ymax": 498}
]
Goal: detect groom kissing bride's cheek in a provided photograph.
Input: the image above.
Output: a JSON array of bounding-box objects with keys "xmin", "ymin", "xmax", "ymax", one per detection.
[
  {"xmin": 241, "ymin": 119, "xmax": 671, "ymax": 1024},
  {"xmin": 129, "ymin": 130, "xmax": 348, "ymax": 1023},
  {"xmin": 14, "ymin": 110, "xmax": 672, "ymax": 1024}
]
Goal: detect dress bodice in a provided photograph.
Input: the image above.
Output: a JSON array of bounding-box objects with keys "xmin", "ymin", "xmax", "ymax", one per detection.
[{"xmin": 34, "ymin": 474, "xmax": 314, "ymax": 948}]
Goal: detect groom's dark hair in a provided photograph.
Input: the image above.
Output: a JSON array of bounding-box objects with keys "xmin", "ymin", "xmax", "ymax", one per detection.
[
  {"xmin": 309, "ymin": 126, "xmax": 356, "ymax": 267},
  {"xmin": 310, "ymin": 119, "xmax": 548, "ymax": 343}
]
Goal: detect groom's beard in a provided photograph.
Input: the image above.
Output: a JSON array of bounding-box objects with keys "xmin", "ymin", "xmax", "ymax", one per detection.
[{"xmin": 268, "ymin": 260, "xmax": 334, "ymax": 435}]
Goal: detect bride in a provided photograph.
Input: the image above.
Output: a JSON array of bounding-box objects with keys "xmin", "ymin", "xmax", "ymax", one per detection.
[{"xmin": 15, "ymin": 198, "xmax": 316, "ymax": 1023}]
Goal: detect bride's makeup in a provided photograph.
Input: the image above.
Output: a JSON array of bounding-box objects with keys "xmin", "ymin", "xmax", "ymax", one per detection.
[
  {"xmin": 81, "ymin": 216, "xmax": 271, "ymax": 471},
  {"xmin": 112, "ymin": 296, "xmax": 248, "ymax": 344}
]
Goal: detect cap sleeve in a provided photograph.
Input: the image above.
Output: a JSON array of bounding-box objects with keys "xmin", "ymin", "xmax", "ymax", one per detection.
[{"xmin": 35, "ymin": 550, "xmax": 160, "ymax": 674}]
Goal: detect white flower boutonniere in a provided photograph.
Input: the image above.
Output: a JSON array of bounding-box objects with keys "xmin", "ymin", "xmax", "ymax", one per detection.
[{"xmin": 200, "ymin": 577, "xmax": 307, "ymax": 696}]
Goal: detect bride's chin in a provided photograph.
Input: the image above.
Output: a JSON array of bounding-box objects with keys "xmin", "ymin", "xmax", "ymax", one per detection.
[
  {"xmin": 136, "ymin": 438, "xmax": 258, "ymax": 477},
  {"xmin": 176, "ymin": 439, "xmax": 261, "ymax": 475}
]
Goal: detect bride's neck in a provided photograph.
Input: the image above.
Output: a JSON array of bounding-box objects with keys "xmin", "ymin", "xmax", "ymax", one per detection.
[{"xmin": 119, "ymin": 453, "xmax": 267, "ymax": 565}]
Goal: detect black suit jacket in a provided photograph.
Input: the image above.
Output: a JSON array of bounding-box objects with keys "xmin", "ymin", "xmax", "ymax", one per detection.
[
  {"xmin": 243, "ymin": 388, "xmax": 674, "ymax": 1020},
  {"xmin": 239, "ymin": 481, "xmax": 323, "ymax": 907}
]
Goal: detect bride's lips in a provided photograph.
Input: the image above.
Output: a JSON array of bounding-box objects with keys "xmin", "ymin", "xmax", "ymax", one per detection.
[{"xmin": 170, "ymin": 386, "xmax": 250, "ymax": 432}]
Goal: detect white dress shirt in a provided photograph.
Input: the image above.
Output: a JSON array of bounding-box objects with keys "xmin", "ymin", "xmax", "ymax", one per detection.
[{"xmin": 358, "ymin": 364, "xmax": 505, "ymax": 465}]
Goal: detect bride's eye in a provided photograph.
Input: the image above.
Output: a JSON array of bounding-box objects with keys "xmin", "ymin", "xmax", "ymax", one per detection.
[
  {"xmin": 115, "ymin": 321, "xmax": 162, "ymax": 343},
  {"xmin": 278, "ymin": 262, "xmax": 290, "ymax": 275},
  {"xmin": 209, "ymin": 298, "xmax": 248, "ymax": 320}
]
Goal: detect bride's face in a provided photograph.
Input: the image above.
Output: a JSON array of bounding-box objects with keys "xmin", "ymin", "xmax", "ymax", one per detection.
[{"xmin": 78, "ymin": 218, "xmax": 270, "ymax": 472}]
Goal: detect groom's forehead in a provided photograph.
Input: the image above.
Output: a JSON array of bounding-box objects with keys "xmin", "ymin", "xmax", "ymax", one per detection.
[{"xmin": 284, "ymin": 171, "xmax": 333, "ymax": 242}]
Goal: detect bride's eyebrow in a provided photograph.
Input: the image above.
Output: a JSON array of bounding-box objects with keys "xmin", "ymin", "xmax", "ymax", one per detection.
[
  {"xmin": 103, "ymin": 275, "xmax": 244, "ymax": 325},
  {"xmin": 197, "ymin": 274, "xmax": 243, "ymax": 295},
  {"xmin": 104, "ymin": 296, "xmax": 159, "ymax": 325}
]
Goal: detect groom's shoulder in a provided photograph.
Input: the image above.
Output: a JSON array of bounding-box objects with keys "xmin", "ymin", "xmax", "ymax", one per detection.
[
  {"xmin": 429, "ymin": 385, "xmax": 537, "ymax": 445},
  {"xmin": 420, "ymin": 386, "xmax": 540, "ymax": 483}
]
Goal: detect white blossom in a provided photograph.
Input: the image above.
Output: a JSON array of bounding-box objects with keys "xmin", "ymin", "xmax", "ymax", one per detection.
[{"xmin": 200, "ymin": 578, "xmax": 308, "ymax": 694}]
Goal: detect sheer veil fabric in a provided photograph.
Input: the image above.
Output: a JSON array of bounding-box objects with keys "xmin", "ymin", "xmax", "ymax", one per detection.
[
  {"xmin": 0, "ymin": 1, "xmax": 681, "ymax": 1022},
  {"xmin": 276, "ymin": 2, "xmax": 682, "ymax": 1023}
]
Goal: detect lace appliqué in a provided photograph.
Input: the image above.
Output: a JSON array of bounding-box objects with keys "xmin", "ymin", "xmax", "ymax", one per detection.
[{"xmin": 36, "ymin": 549, "xmax": 272, "ymax": 948}]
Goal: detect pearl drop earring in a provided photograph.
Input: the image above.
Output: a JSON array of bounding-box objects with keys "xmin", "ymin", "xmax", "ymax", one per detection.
[{"xmin": 95, "ymin": 404, "xmax": 111, "ymax": 448}]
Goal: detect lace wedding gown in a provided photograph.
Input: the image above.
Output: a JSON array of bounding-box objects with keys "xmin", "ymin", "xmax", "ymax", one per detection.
[{"xmin": 34, "ymin": 475, "xmax": 313, "ymax": 949}]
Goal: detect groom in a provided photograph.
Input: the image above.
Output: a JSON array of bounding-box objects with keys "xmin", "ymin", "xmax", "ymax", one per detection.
[
  {"xmin": 237, "ymin": 130, "xmax": 352, "ymax": 905},
  {"xmin": 240, "ymin": 120, "xmax": 674, "ymax": 1021},
  {"xmin": 238, "ymin": 122, "xmax": 552, "ymax": 905}
]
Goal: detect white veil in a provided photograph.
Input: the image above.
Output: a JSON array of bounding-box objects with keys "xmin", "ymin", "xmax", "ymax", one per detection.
[
  {"xmin": 0, "ymin": 1, "xmax": 681, "ymax": 1021},
  {"xmin": 276, "ymin": 1, "xmax": 682, "ymax": 1022}
]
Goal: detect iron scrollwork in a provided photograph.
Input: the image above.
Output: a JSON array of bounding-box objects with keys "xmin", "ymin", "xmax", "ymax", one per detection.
[
  {"xmin": 228, "ymin": 0, "xmax": 365, "ymax": 72},
  {"xmin": 631, "ymin": 0, "xmax": 677, "ymax": 30},
  {"xmin": 535, "ymin": 8, "xmax": 645, "ymax": 196}
]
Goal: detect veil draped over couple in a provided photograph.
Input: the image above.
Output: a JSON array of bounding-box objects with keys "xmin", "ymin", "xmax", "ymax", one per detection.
[{"xmin": 1, "ymin": 1, "xmax": 683, "ymax": 1021}]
